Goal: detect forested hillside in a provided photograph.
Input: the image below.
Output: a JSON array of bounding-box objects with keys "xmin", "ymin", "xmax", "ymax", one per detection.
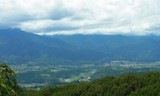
[
  {"xmin": 1, "ymin": 63, "xmax": 160, "ymax": 96},
  {"xmin": 21, "ymin": 72, "xmax": 160, "ymax": 96}
]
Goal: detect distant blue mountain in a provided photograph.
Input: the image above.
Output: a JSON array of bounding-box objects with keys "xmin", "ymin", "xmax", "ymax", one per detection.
[
  {"xmin": 52, "ymin": 34, "xmax": 160, "ymax": 62},
  {"xmin": 0, "ymin": 29, "xmax": 105, "ymax": 65},
  {"xmin": 0, "ymin": 29, "xmax": 160, "ymax": 65}
]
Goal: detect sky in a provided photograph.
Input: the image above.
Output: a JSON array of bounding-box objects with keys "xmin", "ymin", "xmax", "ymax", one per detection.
[{"xmin": 0, "ymin": 0, "xmax": 160, "ymax": 35}]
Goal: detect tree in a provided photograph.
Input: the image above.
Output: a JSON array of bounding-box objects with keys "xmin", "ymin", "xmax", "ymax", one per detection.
[{"xmin": 0, "ymin": 63, "xmax": 20, "ymax": 96}]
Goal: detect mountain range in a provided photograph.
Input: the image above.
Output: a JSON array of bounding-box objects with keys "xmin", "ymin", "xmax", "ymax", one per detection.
[
  {"xmin": 0, "ymin": 29, "xmax": 160, "ymax": 65},
  {"xmin": 52, "ymin": 34, "xmax": 160, "ymax": 62}
]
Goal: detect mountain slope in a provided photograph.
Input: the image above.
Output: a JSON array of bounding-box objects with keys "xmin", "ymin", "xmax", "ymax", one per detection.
[
  {"xmin": 21, "ymin": 72, "xmax": 160, "ymax": 96},
  {"xmin": 0, "ymin": 29, "xmax": 105, "ymax": 65},
  {"xmin": 52, "ymin": 35, "xmax": 160, "ymax": 62},
  {"xmin": 1, "ymin": 29, "xmax": 160, "ymax": 65}
]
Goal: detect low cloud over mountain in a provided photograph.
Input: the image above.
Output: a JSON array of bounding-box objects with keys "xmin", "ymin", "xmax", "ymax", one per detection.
[{"xmin": 0, "ymin": 0, "xmax": 160, "ymax": 35}]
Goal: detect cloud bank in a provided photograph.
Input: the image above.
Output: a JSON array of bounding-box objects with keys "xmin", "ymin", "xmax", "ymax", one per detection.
[{"xmin": 0, "ymin": 0, "xmax": 160, "ymax": 35}]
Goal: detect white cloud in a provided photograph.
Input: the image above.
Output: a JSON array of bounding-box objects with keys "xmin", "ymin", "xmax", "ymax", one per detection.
[{"xmin": 0, "ymin": 0, "xmax": 160, "ymax": 35}]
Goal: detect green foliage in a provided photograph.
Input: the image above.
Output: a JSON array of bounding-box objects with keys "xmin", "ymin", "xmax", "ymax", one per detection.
[
  {"xmin": 0, "ymin": 63, "xmax": 20, "ymax": 96},
  {"xmin": 21, "ymin": 72, "xmax": 160, "ymax": 96}
]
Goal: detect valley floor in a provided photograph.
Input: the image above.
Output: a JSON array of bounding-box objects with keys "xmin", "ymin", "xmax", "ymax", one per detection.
[{"xmin": 10, "ymin": 61, "xmax": 160, "ymax": 88}]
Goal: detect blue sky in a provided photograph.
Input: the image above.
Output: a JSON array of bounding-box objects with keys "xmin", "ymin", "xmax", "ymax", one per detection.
[{"xmin": 0, "ymin": 0, "xmax": 160, "ymax": 35}]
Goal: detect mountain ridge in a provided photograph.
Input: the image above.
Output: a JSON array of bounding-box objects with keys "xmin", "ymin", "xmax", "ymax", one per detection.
[
  {"xmin": 0, "ymin": 29, "xmax": 105, "ymax": 65},
  {"xmin": 1, "ymin": 29, "xmax": 160, "ymax": 65},
  {"xmin": 51, "ymin": 34, "xmax": 160, "ymax": 62}
]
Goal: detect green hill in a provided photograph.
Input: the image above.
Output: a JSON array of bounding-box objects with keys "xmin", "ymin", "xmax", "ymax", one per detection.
[{"xmin": 21, "ymin": 72, "xmax": 160, "ymax": 96}]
